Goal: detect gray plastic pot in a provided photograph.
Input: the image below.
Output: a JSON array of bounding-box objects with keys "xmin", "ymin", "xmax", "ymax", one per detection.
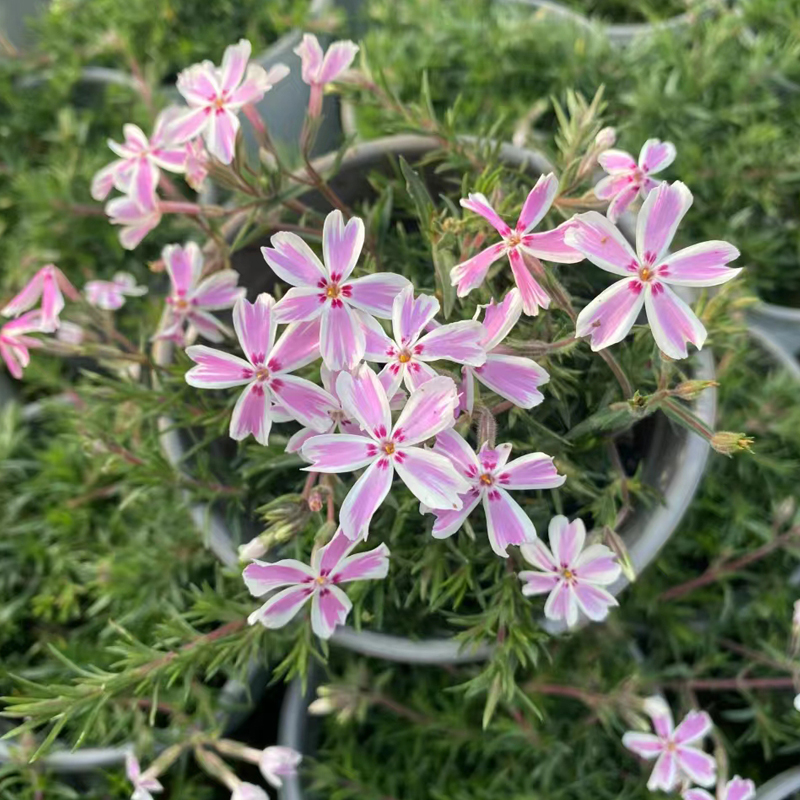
[
  {"xmin": 154, "ymin": 132, "xmax": 716, "ymax": 662},
  {"xmin": 504, "ymin": 0, "xmax": 699, "ymax": 46},
  {"xmin": 754, "ymin": 768, "xmax": 800, "ymax": 800},
  {"xmin": 0, "ymin": 391, "xmax": 265, "ymax": 774},
  {"xmin": 746, "ymin": 303, "xmax": 800, "ymax": 371},
  {"xmin": 19, "ymin": 0, "xmax": 343, "ymax": 159}
]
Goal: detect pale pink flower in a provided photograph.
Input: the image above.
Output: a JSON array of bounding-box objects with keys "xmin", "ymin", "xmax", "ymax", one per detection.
[
  {"xmin": 261, "ymin": 210, "xmax": 410, "ymax": 370},
  {"xmin": 360, "ymin": 285, "xmax": 486, "ymax": 395},
  {"xmin": 295, "ymin": 33, "xmax": 359, "ymax": 117},
  {"xmin": 284, "ymin": 365, "xmax": 404, "ymax": 454},
  {"xmin": 595, "ymin": 138, "xmax": 676, "ymax": 222},
  {"xmin": 55, "ymin": 320, "xmax": 85, "ymax": 345},
  {"xmin": 105, "ymin": 192, "xmax": 162, "ymax": 250},
  {"xmin": 426, "ymin": 429, "xmax": 564, "ymax": 557},
  {"xmin": 302, "ymin": 365, "xmax": 469, "ymax": 540},
  {"xmin": 2, "ymin": 264, "xmax": 80, "ymax": 332},
  {"xmin": 519, "ymin": 515, "xmax": 620, "ymax": 626},
  {"xmin": 244, "ymin": 527, "xmax": 389, "ymax": 638},
  {"xmin": 85, "ymin": 272, "xmax": 147, "ymax": 310},
  {"xmin": 231, "ymin": 784, "xmax": 267, "ymax": 800},
  {"xmin": 184, "ymin": 138, "xmax": 209, "ymax": 192},
  {"xmin": 567, "ymin": 182, "xmax": 741, "ymax": 359},
  {"xmin": 684, "ymin": 776, "xmax": 756, "ymax": 800},
  {"xmin": 171, "ymin": 39, "xmax": 289, "ymax": 164},
  {"xmin": 186, "ymin": 293, "xmax": 336, "ymax": 445},
  {"xmin": 460, "ymin": 288, "xmax": 549, "ymax": 414},
  {"xmin": 259, "ymin": 746, "xmax": 302, "ymax": 788},
  {"xmin": 126, "ymin": 753, "xmax": 163, "ymax": 800},
  {"xmin": 0, "ymin": 311, "xmax": 43, "ymax": 379},
  {"xmin": 623, "ymin": 696, "xmax": 717, "ymax": 792},
  {"xmin": 156, "ymin": 242, "xmax": 245, "ymax": 344},
  {"xmin": 91, "ymin": 108, "xmax": 188, "ymax": 206},
  {"xmin": 451, "ymin": 174, "xmax": 583, "ymax": 315}
]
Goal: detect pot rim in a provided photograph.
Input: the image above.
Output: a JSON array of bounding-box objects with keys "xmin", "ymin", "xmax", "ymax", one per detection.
[
  {"xmin": 506, "ymin": 0, "xmax": 697, "ymax": 43},
  {"xmin": 154, "ymin": 131, "xmax": 716, "ymax": 662}
]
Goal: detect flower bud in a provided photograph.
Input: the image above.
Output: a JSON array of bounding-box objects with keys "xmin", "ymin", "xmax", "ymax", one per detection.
[
  {"xmin": 307, "ymin": 487, "xmax": 324, "ymax": 513},
  {"xmin": 603, "ymin": 526, "xmax": 635, "ymax": 583},
  {"xmin": 595, "ymin": 126, "xmax": 617, "ymax": 150},
  {"xmin": 238, "ymin": 536, "xmax": 267, "ymax": 561},
  {"xmin": 673, "ymin": 380, "xmax": 718, "ymax": 400},
  {"xmin": 710, "ymin": 431, "xmax": 754, "ymax": 456}
]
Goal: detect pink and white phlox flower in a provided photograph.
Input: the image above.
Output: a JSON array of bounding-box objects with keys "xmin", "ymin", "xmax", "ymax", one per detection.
[
  {"xmin": 360, "ymin": 285, "xmax": 486, "ymax": 395},
  {"xmin": 285, "ymin": 364, "xmax": 404, "ymax": 455},
  {"xmin": 156, "ymin": 242, "xmax": 245, "ymax": 344},
  {"xmin": 172, "ymin": 39, "xmax": 289, "ymax": 164},
  {"xmin": 0, "ymin": 311, "xmax": 44, "ymax": 379},
  {"xmin": 91, "ymin": 108, "xmax": 189, "ymax": 205},
  {"xmin": 302, "ymin": 364, "xmax": 469, "ymax": 540},
  {"xmin": 185, "ymin": 293, "xmax": 336, "ymax": 445},
  {"xmin": 460, "ymin": 288, "xmax": 549, "ymax": 414},
  {"xmin": 231, "ymin": 784, "xmax": 267, "ymax": 800},
  {"xmin": 451, "ymin": 174, "xmax": 583, "ymax": 315},
  {"xmin": 2, "ymin": 264, "xmax": 80, "ymax": 332},
  {"xmin": 519, "ymin": 515, "xmax": 620, "ymax": 626},
  {"xmin": 567, "ymin": 182, "xmax": 741, "ymax": 359},
  {"xmin": 244, "ymin": 527, "xmax": 389, "ymax": 638},
  {"xmin": 183, "ymin": 138, "xmax": 209, "ymax": 192},
  {"xmin": 426, "ymin": 429, "xmax": 565, "ymax": 557},
  {"xmin": 126, "ymin": 753, "xmax": 163, "ymax": 800},
  {"xmin": 105, "ymin": 191, "xmax": 162, "ymax": 250},
  {"xmin": 623, "ymin": 696, "xmax": 717, "ymax": 793},
  {"xmin": 294, "ymin": 34, "xmax": 359, "ymax": 117},
  {"xmin": 683, "ymin": 776, "xmax": 756, "ymax": 800},
  {"xmin": 261, "ymin": 210, "xmax": 411, "ymax": 370},
  {"xmin": 595, "ymin": 138, "xmax": 676, "ymax": 222},
  {"xmin": 85, "ymin": 272, "xmax": 147, "ymax": 310},
  {"xmin": 259, "ymin": 746, "xmax": 302, "ymax": 788}
]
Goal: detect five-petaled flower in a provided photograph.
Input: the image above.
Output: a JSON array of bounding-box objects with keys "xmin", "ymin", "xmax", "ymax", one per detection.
[
  {"xmin": 126, "ymin": 753, "xmax": 163, "ymax": 800},
  {"xmin": 258, "ymin": 746, "xmax": 303, "ymax": 789},
  {"xmin": 302, "ymin": 365, "xmax": 469, "ymax": 540},
  {"xmin": 0, "ymin": 311, "xmax": 43, "ymax": 379},
  {"xmin": 261, "ymin": 210, "xmax": 410, "ymax": 370},
  {"xmin": 595, "ymin": 138, "xmax": 676, "ymax": 223},
  {"xmin": 171, "ymin": 39, "xmax": 289, "ymax": 164},
  {"xmin": 2, "ymin": 264, "xmax": 80, "ymax": 332},
  {"xmin": 623, "ymin": 696, "xmax": 717, "ymax": 792},
  {"xmin": 185, "ymin": 294, "xmax": 336, "ymax": 445},
  {"xmin": 683, "ymin": 776, "xmax": 756, "ymax": 800},
  {"xmin": 518, "ymin": 515, "xmax": 620, "ymax": 626},
  {"xmin": 106, "ymin": 191, "xmax": 163, "ymax": 250},
  {"xmin": 91, "ymin": 109, "xmax": 189, "ymax": 206},
  {"xmin": 567, "ymin": 182, "xmax": 741, "ymax": 359},
  {"xmin": 426, "ymin": 429, "xmax": 565, "ymax": 557},
  {"xmin": 451, "ymin": 173, "xmax": 583, "ymax": 315},
  {"xmin": 85, "ymin": 272, "xmax": 148, "ymax": 310},
  {"xmin": 295, "ymin": 34, "xmax": 359, "ymax": 118},
  {"xmin": 244, "ymin": 527, "xmax": 390, "ymax": 638},
  {"xmin": 460, "ymin": 288, "xmax": 550, "ymax": 414},
  {"xmin": 285, "ymin": 365, "xmax": 404, "ymax": 455},
  {"xmin": 360, "ymin": 285, "xmax": 486, "ymax": 395},
  {"xmin": 156, "ymin": 242, "xmax": 245, "ymax": 344}
]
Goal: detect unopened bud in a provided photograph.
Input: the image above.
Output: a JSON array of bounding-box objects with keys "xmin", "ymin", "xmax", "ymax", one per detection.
[
  {"xmin": 775, "ymin": 497, "xmax": 797, "ymax": 528},
  {"xmin": 673, "ymin": 380, "xmax": 718, "ymax": 400},
  {"xmin": 148, "ymin": 258, "xmax": 166, "ymax": 273},
  {"xmin": 56, "ymin": 321, "xmax": 84, "ymax": 345},
  {"xmin": 603, "ymin": 526, "xmax": 635, "ymax": 583},
  {"xmin": 792, "ymin": 600, "xmax": 800, "ymax": 655},
  {"xmin": 239, "ymin": 536, "xmax": 267, "ymax": 561},
  {"xmin": 595, "ymin": 126, "xmax": 617, "ymax": 150},
  {"xmin": 307, "ymin": 487, "xmax": 324, "ymax": 513},
  {"xmin": 710, "ymin": 431, "xmax": 754, "ymax": 456},
  {"xmin": 308, "ymin": 696, "xmax": 335, "ymax": 716}
]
